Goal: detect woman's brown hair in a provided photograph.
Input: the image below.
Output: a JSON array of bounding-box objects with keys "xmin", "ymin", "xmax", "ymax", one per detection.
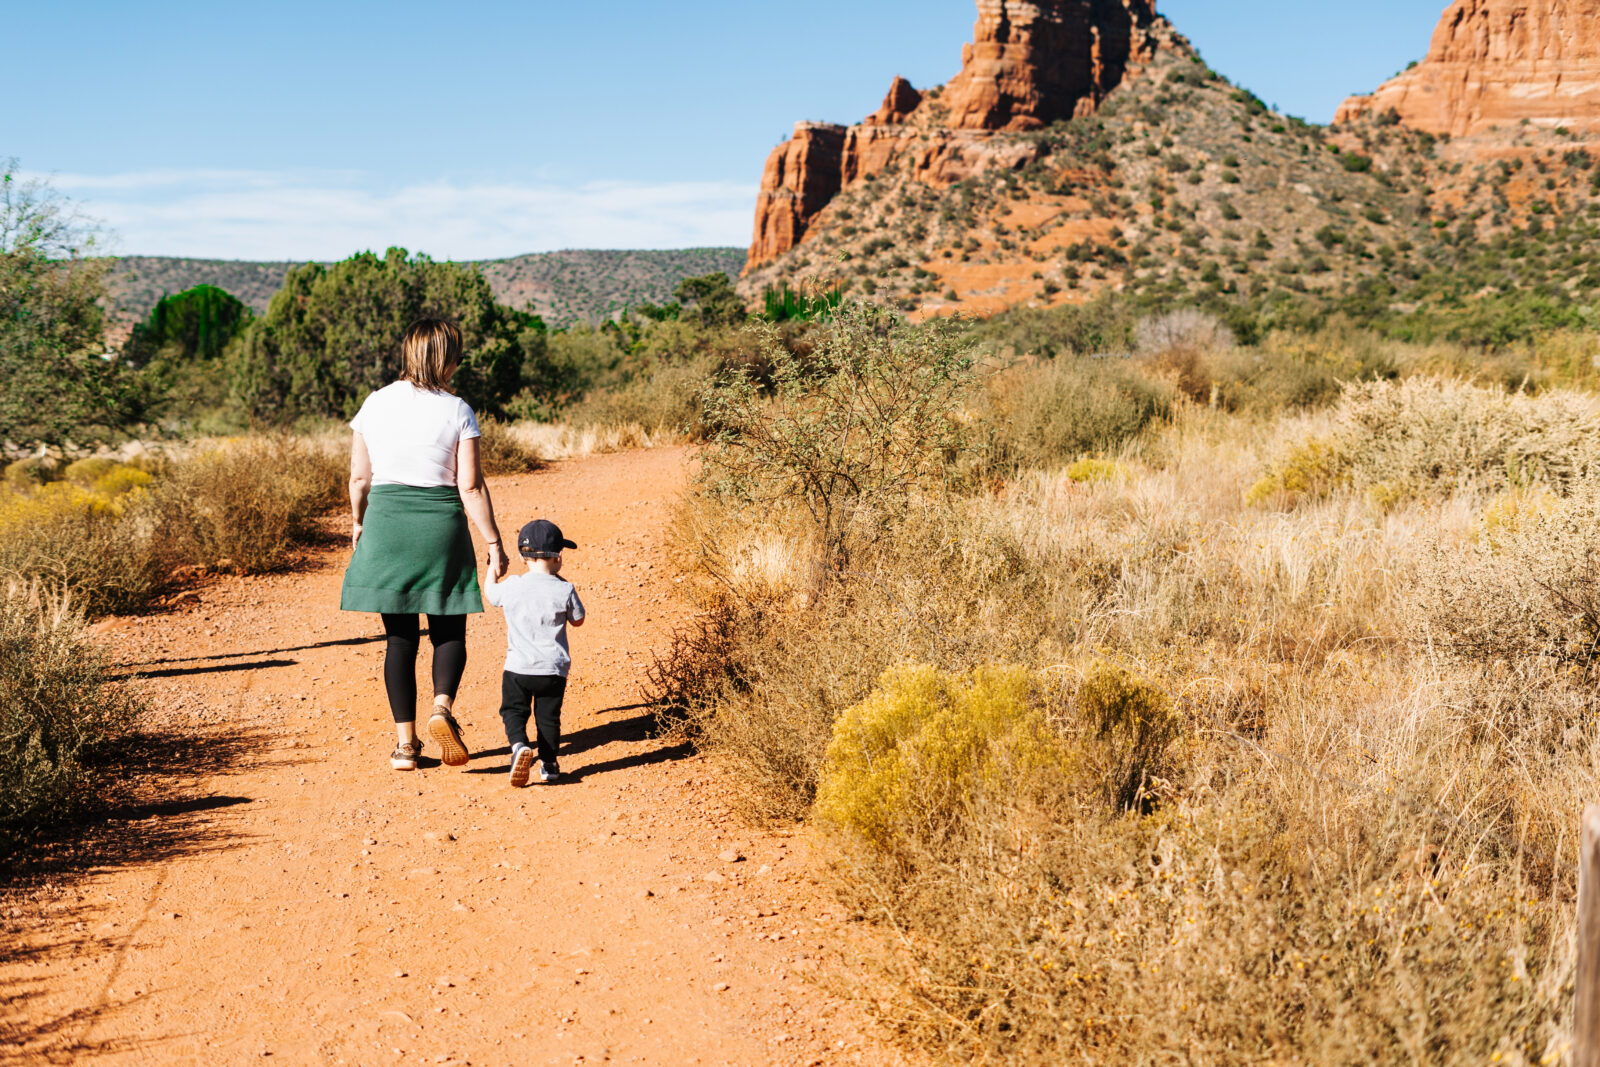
[{"xmin": 399, "ymin": 318, "xmax": 464, "ymax": 392}]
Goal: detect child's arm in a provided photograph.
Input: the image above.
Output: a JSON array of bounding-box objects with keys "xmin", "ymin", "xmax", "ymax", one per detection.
[
  {"xmin": 484, "ymin": 571, "xmax": 505, "ymax": 607},
  {"xmin": 567, "ymin": 586, "xmax": 586, "ymax": 627}
]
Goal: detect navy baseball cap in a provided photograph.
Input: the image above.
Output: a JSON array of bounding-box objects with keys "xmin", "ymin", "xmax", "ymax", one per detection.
[{"xmin": 517, "ymin": 519, "xmax": 576, "ymax": 556}]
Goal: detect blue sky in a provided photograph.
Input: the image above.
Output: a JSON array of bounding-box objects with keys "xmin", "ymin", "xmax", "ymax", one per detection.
[{"xmin": 5, "ymin": 1, "xmax": 1449, "ymax": 260}]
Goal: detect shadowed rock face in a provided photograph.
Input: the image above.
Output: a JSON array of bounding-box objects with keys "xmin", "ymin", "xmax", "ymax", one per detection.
[
  {"xmin": 746, "ymin": 0, "xmax": 1163, "ymax": 270},
  {"xmin": 1337, "ymin": 0, "xmax": 1600, "ymax": 137}
]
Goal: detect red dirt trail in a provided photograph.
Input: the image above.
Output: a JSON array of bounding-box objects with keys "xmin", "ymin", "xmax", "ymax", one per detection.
[{"xmin": 0, "ymin": 448, "xmax": 914, "ymax": 1067}]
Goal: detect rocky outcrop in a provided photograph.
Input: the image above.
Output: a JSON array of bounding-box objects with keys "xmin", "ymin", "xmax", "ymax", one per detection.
[
  {"xmin": 1337, "ymin": 0, "xmax": 1600, "ymax": 137},
  {"xmin": 866, "ymin": 76, "xmax": 923, "ymax": 126},
  {"xmin": 748, "ymin": 123, "xmax": 847, "ymax": 270},
  {"xmin": 942, "ymin": 0, "xmax": 1159, "ymax": 130},
  {"xmin": 746, "ymin": 0, "xmax": 1164, "ymax": 271}
]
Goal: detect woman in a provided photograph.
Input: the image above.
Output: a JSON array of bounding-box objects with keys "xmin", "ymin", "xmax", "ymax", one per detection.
[{"xmin": 340, "ymin": 318, "xmax": 510, "ymax": 771}]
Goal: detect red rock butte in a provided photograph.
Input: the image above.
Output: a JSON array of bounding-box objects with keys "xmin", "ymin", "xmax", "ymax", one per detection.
[
  {"xmin": 1336, "ymin": 0, "xmax": 1600, "ymax": 137},
  {"xmin": 747, "ymin": 0, "xmax": 1163, "ymax": 270}
]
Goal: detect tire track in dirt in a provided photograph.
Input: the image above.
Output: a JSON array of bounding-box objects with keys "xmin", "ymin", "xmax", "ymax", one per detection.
[{"xmin": 0, "ymin": 447, "xmax": 914, "ymax": 1067}]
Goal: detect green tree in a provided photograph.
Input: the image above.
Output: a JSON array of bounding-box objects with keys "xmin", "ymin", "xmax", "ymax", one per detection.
[
  {"xmin": 126, "ymin": 285, "xmax": 252, "ymax": 422},
  {"xmin": 0, "ymin": 160, "xmax": 139, "ymax": 446},
  {"xmin": 230, "ymin": 247, "xmax": 536, "ymax": 423},
  {"xmin": 673, "ymin": 272, "xmax": 746, "ymax": 326},
  {"xmin": 125, "ymin": 284, "xmax": 250, "ymax": 366}
]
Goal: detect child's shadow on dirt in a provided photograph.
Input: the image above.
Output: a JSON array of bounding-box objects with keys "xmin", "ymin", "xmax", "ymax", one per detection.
[{"xmin": 460, "ymin": 710, "xmax": 691, "ymax": 782}]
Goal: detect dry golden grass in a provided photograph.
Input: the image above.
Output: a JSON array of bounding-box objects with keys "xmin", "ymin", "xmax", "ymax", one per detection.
[
  {"xmin": 656, "ymin": 371, "xmax": 1599, "ymax": 1062},
  {"xmin": 502, "ymin": 420, "xmax": 679, "ymax": 462}
]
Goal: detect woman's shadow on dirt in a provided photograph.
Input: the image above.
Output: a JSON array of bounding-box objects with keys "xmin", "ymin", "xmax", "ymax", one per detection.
[{"xmin": 0, "ymin": 726, "xmax": 304, "ymax": 1061}]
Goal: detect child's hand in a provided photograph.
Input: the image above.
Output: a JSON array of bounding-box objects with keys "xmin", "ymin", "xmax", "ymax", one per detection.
[{"xmin": 487, "ymin": 542, "xmax": 509, "ymax": 582}]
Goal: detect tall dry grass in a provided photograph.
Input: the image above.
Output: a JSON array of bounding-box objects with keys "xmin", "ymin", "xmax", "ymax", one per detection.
[
  {"xmin": 0, "ymin": 584, "xmax": 141, "ymax": 853},
  {"xmin": 655, "ymin": 359, "xmax": 1599, "ymax": 1062},
  {"xmin": 0, "ymin": 435, "xmax": 344, "ymax": 616}
]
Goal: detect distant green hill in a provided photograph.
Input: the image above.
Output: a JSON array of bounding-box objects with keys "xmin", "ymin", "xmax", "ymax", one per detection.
[{"xmin": 102, "ymin": 248, "xmax": 747, "ymax": 329}]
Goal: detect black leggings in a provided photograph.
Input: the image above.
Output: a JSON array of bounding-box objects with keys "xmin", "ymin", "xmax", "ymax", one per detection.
[{"xmin": 381, "ymin": 614, "xmax": 467, "ymax": 724}]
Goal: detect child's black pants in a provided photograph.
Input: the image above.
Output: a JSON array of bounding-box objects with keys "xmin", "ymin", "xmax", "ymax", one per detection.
[{"xmin": 500, "ymin": 672, "xmax": 567, "ymax": 766}]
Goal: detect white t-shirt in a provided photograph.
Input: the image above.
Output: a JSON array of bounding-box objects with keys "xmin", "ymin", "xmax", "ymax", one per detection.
[{"xmin": 350, "ymin": 381, "xmax": 481, "ymax": 488}]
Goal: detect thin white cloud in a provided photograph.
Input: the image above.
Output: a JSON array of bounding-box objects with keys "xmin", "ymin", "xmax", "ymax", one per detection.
[{"xmin": 30, "ymin": 169, "xmax": 757, "ymax": 260}]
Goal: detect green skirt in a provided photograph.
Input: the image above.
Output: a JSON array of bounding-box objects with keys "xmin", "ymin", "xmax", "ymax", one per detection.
[{"xmin": 340, "ymin": 485, "xmax": 483, "ymax": 615}]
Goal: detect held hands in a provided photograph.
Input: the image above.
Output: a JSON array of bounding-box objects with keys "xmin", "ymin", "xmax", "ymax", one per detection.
[
  {"xmin": 351, "ymin": 522, "xmax": 363, "ymax": 549},
  {"xmin": 487, "ymin": 541, "xmax": 509, "ymax": 582}
]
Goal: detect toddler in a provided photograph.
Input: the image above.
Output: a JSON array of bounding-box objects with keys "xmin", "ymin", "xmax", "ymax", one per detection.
[{"xmin": 485, "ymin": 519, "xmax": 586, "ymax": 785}]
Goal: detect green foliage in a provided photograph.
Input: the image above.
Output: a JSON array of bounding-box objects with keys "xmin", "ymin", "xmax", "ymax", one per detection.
[
  {"xmin": 672, "ymin": 272, "xmax": 746, "ymax": 326},
  {"xmin": 0, "ymin": 588, "xmax": 140, "ymax": 854},
  {"xmin": 760, "ymin": 281, "xmax": 844, "ymax": 323},
  {"xmin": 230, "ymin": 248, "xmax": 537, "ymax": 423},
  {"xmin": 0, "ymin": 161, "xmax": 142, "ymax": 447},
  {"xmin": 124, "ymin": 284, "xmax": 249, "ymax": 366}
]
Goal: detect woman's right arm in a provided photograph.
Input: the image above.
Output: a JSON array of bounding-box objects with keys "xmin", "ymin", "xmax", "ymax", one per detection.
[{"xmin": 350, "ymin": 432, "xmax": 373, "ymax": 548}]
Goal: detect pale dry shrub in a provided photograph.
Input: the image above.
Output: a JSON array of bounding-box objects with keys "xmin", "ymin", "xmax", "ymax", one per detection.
[
  {"xmin": 1135, "ymin": 308, "xmax": 1236, "ymax": 355},
  {"xmin": 152, "ymin": 435, "xmax": 343, "ymax": 574},
  {"xmin": 475, "ymin": 417, "xmax": 543, "ymax": 475},
  {"xmin": 1257, "ymin": 378, "xmax": 1600, "ymax": 509},
  {"xmin": 1422, "ymin": 480, "xmax": 1600, "ymax": 675},
  {"xmin": 0, "ymin": 585, "xmax": 141, "ymax": 852}
]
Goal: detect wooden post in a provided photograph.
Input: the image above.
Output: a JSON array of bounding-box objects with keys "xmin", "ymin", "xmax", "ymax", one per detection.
[{"xmin": 1577, "ymin": 806, "xmax": 1600, "ymax": 1067}]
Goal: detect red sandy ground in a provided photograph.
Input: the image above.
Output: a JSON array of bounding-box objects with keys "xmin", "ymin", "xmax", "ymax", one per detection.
[{"xmin": 0, "ymin": 448, "xmax": 917, "ymax": 1067}]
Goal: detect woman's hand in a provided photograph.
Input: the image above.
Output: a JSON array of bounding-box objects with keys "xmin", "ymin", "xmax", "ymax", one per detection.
[
  {"xmin": 351, "ymin": 522, "xmax": 363, "ymax": 549},
  {"xmin": 487, "ymin": 541, "xmax": 509, "ymax": 582}
]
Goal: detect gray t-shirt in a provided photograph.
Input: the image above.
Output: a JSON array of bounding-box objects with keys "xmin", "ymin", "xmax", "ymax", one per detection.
[{"xmin": 484, "ymin": 571, "xmax": 586, "ymax": 677}]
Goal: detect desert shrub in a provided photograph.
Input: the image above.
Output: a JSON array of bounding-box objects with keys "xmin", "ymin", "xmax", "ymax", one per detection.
[
  {"xmin": 1335, "ymin": 377, "xmax": 1600, "ymax": 498},
  {"xmin": 1064, "ymin": 457, "xmax": 1122, "ymax": 483},
  {"xmin": 63, "ymin": 456, "xmax": 119, "ymax": 486},
  {"xmin": 1070, "ymin": 660, "xmax": 1183, "ymax": 810},
  {"xmin": 988, "ymin": 357, "xmax": 1173, "ymax": 471},
  {"xmin": 699, "ymin": 302, "xmax": 975, "ymax": 565},
  {"xmin": 0, "ymin": 586, "xmax": 140, "ymax": 852},
  {"xmin": 475, "ymin": 417, "xmax": 542, "ymax": 475},
  {"xmin": 1246, "ymin": 437, "xmax": 1350, "ymax": 506},
  {"xmin": 566, "ymin": 356, "xmax": 713, "ymax": 436},
  {"xmin": 0, "ymin": 476, "xmax": 166, "ymax": 616},
  {"xmin": 152, "ymin": 436, "xmax": 343, "ymax": 574},
  {"xmin": 1135, "ymin": 308, "xmax": 1235, "ymax": 354},
  {"xmin": 1254, "ymin": 378, "xmax": 1600, "ymax": 508},
  {"xmin": 4, "ymin": 456, "xmax": 61, "ymax": 490},
  {"xmin": 1422, "ymin": 481, "xmax": 1600, "ymax": 675},
  {"xmin": 815, "ymin": 664, "xmax": 1067, "ymax": 859}
]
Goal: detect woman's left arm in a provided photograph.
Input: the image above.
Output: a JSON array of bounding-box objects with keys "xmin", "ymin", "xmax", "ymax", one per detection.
[
  {"xmin": 457, "ymin": 436, "xmax": 508, "ymax": 581},
  {"xmin": 350, "ymin": 432, "xmax": 373, "ymax": 548}
]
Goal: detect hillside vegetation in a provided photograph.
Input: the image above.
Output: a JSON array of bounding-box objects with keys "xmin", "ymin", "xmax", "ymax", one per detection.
[{"xmin": 103, "ymin": 247, "xmax": 746, "ymax": 329}]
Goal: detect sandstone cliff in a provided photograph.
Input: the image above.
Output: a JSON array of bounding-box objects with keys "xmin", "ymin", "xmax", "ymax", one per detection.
[
  {"xmin": 1336, "ymin": 0, "xmax": 1600, "ymax": 137},
  {"xmin": 746, "ymin": 0, "xmax": 1164, "ymax": 270}
]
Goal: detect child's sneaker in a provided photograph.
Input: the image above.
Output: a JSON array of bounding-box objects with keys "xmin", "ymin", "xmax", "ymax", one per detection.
[
  {"xmin": 539, "ymin": 761, "xmax": 561, "ymax": 784},
  {"xmin": 428, "ymin": 709, "xmax": 469, "ymax": 767},
  {"xmin": 389, "ymin": 740, "xmax": 421, "ymax": 771},
  {"xmin": 509, "ymin": 743, "xmax": 536, "ymax": 788}
]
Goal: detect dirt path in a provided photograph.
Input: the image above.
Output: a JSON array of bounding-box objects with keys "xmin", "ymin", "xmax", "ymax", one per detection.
[{"xmin": 0, "ymin": 448, "xmax": 911, "ymax": 1067}]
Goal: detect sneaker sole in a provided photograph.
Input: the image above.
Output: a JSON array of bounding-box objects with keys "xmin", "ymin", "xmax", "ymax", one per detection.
[
  {"xmin": 428, "ymin": 715, "xmax": 469, "ymax": 767},
  {"xmin": 390, "ymin": 758, "xmax": 418, "ymax": 771},
  {"xmin": 509, "ymin": 748, "xmax": 536, "ymax": 788}
]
